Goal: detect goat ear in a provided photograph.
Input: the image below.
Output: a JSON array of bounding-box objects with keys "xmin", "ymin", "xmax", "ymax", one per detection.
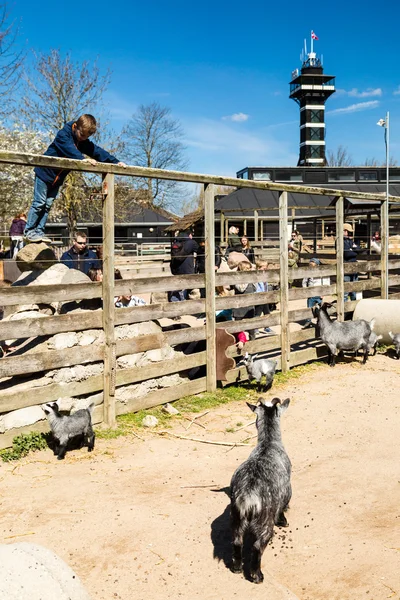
[
  {"xmin": 279, "ymin": 398, "xmax": 290, "ymax": 414},
  {"xmin": 246, "ymin": 402, "xmax": 257, "ymax": 413}
]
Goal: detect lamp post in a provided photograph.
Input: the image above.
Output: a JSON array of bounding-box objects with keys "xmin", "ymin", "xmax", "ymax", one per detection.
[{"xmin": 377, "ymin": 112, "xmax": 389, "ymax": 298}]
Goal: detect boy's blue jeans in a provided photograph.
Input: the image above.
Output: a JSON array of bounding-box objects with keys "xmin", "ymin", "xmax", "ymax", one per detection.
[
  {"xmin": 25, "ymin": 177, "xmax": 60, "ymax": 238},
  {"xmin": 344, "ymin": 273, "xmax": 358, "ymax": 302}
]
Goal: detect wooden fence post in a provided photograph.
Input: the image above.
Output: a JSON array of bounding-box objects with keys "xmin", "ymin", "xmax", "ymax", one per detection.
[
  {"xmin": 335, "ymin": 196, "xmax": 344, "ymax": 321},
  {"xmin": 204, "ymin": 182, "xmax": 217, "ymax": 392},
  {"xmin": 220, "ymin": 212, "xmax": 225, "ymax": 244},
  {"xmin": 381, "ymin": 199, "xmax": 389, "ymax": 298},
  {"xmin": 279, "ymin": 191, "xmax": 290, "ymax": 373},
  {"xmin": 102, "ymin": 173, "xmax": 116, "ymax": 427},
  {"xmin": 254, "ymin": 210, "xmax": 259, "ymax": 242}
]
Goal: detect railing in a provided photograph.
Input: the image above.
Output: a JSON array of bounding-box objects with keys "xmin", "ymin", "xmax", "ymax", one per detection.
[{"xmin": 0, "ymin": 151, "xmax": 397, "ymax": 445}]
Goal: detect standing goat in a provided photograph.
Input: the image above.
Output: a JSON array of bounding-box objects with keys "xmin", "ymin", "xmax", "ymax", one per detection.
[
  {"xmin": 242, "ymin": 353, "xmax": 277, "ymax": 392},
  {"xmin": 313, "ymin": 302, "xmax": 373, "ymax": 367},
  {"xmin": 389, "ymin": 331, "xmax": 400, "ymax": 359},
  {"xmin": 230, "ymin": 398, "xmax": 291, "ymax": 584},
  {"xmin": 42, "ymin": 402, "xmax": 95, "ymax": 460}
]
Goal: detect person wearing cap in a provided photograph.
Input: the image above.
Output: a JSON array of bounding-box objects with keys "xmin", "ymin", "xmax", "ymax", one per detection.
[
  {"xmin": 302, "ymin": 257, "xmax": 331, "ymax": 328},
  {"xmin": 343, "ymin": 223, "xmax": 360, "ymax": 302}
]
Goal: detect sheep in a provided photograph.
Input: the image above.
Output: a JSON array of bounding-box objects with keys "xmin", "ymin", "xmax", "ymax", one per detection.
[
  {"xmin": 242, "ymin": 353, "xmax": 277, "ymax": 392},
  {"xmin": 41, "ymin": 402, "xmax": 95, "ymax": 460},
  {"xmin": 230, "ymin": 398, "xmax": 291, "ymax": 584},
  {"xmin": 389, "ymin": 331, "xmax": 400, "ymax": 359},
  {"xmin": 313, "ymin": 302, "xmax": 374, "ymax": 367}
]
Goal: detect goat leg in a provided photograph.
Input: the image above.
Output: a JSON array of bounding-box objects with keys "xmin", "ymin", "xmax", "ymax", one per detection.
[
  {"xmin": 57, "ymin": 444, "xmax": 68, "ymax": 460},
  {"xmin": 276, "ymin": 512, "xmax": 288, "ymax": 527},
  {"xmin": 231, "ymin": 506, "xmax": 245, "ymax": 574},
  {"xmin": 88, "ymin": 429, "xmax": 95, "ymax": 452},
  {"xmin": 249, "ymin": 524, "xmax": 273, "ymax": 584},
  {"xmin": 362, "ymin": 348, "xmax": 369, "ymax": 364}
]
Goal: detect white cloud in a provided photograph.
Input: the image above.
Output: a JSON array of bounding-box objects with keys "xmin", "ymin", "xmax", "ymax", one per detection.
[
  {"xmin": 348, "ymin": 88, "xmax": 382, "ymax": 98},
  {"xmin": 183, "ymin": 117, "xmax": 297, "ymax": 176},
  {"xmin": 222, "ymin": 112, "xmax": 249, "ymax": 122},
  {"xmin": 393, "ymin": 86, "xmax": 400, "ymax": 95},
  {"xmin": 327, "ymin": 100, "xmax": 380, "ymax": 115}
]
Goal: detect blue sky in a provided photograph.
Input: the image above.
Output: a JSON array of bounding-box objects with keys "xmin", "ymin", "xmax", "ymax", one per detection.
[{"xmin": 12, "ymin": 0, "xmax": 400, "ymax": 176}]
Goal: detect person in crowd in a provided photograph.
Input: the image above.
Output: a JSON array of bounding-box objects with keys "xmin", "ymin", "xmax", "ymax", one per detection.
[
  {"xmin": 240, "ymin": 236, "xmax": 255, "ymax": 264},
  {"xmin": 227, "ymin": 226, "xmax": 242, "ymax": 253},
  {"xmin": 371, "ymin": 230, "xmax": 381, "ymax": 254},
  {"xmin": 24, "ymin": 114, "xmax": 126, "ymax": 242},
  {"xmin": 302, "ymin": 257, "xmax": 330, "ymax": 328},
  {"xmin": 288, "ymin": 229, "xmax": 302, "ymax": 265},
  {"xmin": 9, "ymin": 212, "xmax": 27, "ymax": 258},
  {"xmin": 343, "ymin": 223, "xmax": 360, "ymax": 302},
  {"xmin": 196, "ymin": 239, "xmax": 221, "ymax": 298},
  {"xmin": 254, "ymin": 259, "xmax": 274, "ymax": 334},
  {"xmin": 169, "ymin": 230, "xmax": 199, "ymax": 302},
  {"xmin": 232, "ymin": 261, "xmax": 256, "ymax": 341},
  {"xmin": 61, "ymin": 231, "xmax": 100, "ymax": 275},
  {"xmin": 87, "ymin": 267, "xmax": 103, "ymax": 282}
]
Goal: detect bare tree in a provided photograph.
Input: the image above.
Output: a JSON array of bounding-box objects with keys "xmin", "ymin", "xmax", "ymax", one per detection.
[
  {"xmin": 122, "ymin": 102, "xmax": 188, "ymax": 209},
  {"xmin": 20, "ymin": 49, "xmax": 118, "ymax": 233},
  {"xmin": 326, "ymin": 145, "xmax": 353, "ymax": 167},
  {"xmin": 363, "ymin": 157, "xmax": 398, "ymax": 167},
  {"xmin": 21, "ymin": 49, "xmax": 111, "ymax": 134},
  {"xmin": 0, "ymin": 3, "xmax": 24, "ymax": 116}
]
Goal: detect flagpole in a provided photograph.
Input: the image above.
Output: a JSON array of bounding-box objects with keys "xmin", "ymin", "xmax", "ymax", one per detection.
[{"xmin": 311, "ymin": 31, "xmax": 313, "ymax": 54}]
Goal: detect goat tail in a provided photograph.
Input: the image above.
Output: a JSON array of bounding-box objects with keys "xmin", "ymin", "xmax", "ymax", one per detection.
[{"xmin": 87, "ymin": 403, "xmax": 95, "ymax": 415}]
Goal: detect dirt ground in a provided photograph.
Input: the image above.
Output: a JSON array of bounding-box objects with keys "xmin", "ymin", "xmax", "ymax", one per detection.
[{"xmin": 0, "ymin": 354, "xmax": 399, "ymax": 600}]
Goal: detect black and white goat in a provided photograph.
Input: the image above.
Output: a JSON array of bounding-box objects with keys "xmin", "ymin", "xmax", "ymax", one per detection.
[
  {"xmin": 230, "ymin": 398, "xmax": 291, "ymax": 584},
  {"xmin": 42, "ymin": 402, "xmax": 95, "ymax": 460},
  {"xmin": 389, "ymin": 331, "xmax": 400, "ymax": 359},
  {"xmin": 313, "ymin": 302, "xmax": 374, "ymax": 367},
  {"xmin": 242, "ymin": 353, "xmax": 277, "ymax": 392}
]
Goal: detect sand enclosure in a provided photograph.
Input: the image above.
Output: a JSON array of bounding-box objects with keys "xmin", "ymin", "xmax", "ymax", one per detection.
[{"xmin": 0, "ymin": 354, "xmax": 399, "ymax": 600}]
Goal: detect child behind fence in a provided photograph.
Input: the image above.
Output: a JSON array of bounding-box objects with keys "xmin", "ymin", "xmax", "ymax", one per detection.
[{"xmin": 302, "ymin": 257, "xmax": 330, "ymax": 327}]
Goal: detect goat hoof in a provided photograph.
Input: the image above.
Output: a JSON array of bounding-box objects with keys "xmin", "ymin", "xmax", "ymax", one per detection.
[
  {"xmin": 57, "ymin": 455, "xmax": 65, "ymax": 460},
  {"xmin": 231, "ymin": 563, "xmax": 242, "ymax": 574},
  {"xmin": 250, "ymin": 571, "xmax": 264, "ymax": 584}
]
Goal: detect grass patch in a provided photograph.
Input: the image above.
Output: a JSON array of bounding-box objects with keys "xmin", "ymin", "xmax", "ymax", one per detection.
[
  {"xmin": 97, "ymin": 362, "xmax": 326, "ymax": 440},
  {"xmin": 0, "ymin": 432, "xmax": 49, "ymax": 462}
]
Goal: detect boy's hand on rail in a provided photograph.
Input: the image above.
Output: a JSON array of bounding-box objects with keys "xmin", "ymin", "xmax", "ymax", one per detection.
[
  {"xmin": 83, "ymin": 158, "xmax": 97, "ymax": 166},
  {"xmin": 117, "ymin": 162, "xmax": 127, "ymax": 168}
]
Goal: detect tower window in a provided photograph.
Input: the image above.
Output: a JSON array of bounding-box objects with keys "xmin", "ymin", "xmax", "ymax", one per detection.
[
  {"xmin": 309, "ymin": 146, "xmax": 322, "ymax": 158},
  {"xmin": 309, "ymin": 109, "xmax": 323, "ymax": 123},
  {"xmin": 309, "ymin": 128, "xmax": 323, "ymax": 140}
]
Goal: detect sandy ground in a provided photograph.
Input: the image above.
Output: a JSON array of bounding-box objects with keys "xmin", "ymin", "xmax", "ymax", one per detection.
[{"xmin": 0, "ymin": 354, "xmax": 399, "ymax": 600}]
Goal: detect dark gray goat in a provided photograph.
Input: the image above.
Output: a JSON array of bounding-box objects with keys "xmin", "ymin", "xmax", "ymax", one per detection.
[
  {"xmin": 389, "ymin": 331, "xmax": 400, "ymax": 359},
  {"xmin": 230, "ymin": 398, "xmax": 291, "ymax": 584},
  {"xmin": 242, "ymin": 353, "xmax": 277, "ymax": 392},
  {"xmin": 313, "ymin": 302, "xmax": 374, "ymax": 367},
  {"xmin": 42, "ymin": 402, "xmax": 95, "ymax": 460}
]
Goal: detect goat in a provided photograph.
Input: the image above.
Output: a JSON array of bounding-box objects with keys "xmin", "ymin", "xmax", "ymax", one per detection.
[
  {"xmin": 367, "ymin": 331, "xmax": 382, "ymax": 356},
  {"xmin": 41, "ymin": 402, "xmax": 95, "ymax": 460},
  {"xmin": 242, "ymin": 353, "xmax": 277, "ymax": 392},
  {"xmin": 313, "ymin": 302, "xmax": 373, "ymax": 367},
  {"xmin": 389, "ymin": 331, "xmax": 400, "ymax": 359},
  {"xmin": 230, "ymin": 398, "xmax": 291, "ymax": 584}
]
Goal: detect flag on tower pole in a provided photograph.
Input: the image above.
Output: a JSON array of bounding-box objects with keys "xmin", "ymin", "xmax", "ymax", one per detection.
[{"xmin": 311, "ymin": 31, "xmax": 319, "ymax": 40}]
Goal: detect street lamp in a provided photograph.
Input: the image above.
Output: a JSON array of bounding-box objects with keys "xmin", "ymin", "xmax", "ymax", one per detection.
[{"xmin": 377, "ymin": 111, "xmax": 389, "ymax": 298}]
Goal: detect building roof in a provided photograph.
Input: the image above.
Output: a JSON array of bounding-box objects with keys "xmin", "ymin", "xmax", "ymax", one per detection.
[{"xmin": 214, "ymin": 184, "xmax": 400, "ymax": 219}]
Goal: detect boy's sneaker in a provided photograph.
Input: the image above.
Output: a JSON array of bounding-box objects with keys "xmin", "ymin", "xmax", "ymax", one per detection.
[
  {"xmin": 264, "ymin": 327, "xmax": 274, "ymax": 334},
  {"xmin": 40, "ymin": 236, "xmax": 52, "ymax": 243}
]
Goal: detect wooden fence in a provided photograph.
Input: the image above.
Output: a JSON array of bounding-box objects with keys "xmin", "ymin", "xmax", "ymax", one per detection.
[{"xmin": 0, "ymin": 151, "xmax": 398, "ymax": 447}]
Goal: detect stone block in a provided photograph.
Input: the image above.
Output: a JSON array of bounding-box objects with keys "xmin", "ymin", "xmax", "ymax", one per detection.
[
  {"xmin": 47, "ymin": 332, "xmax": 79, "ymax": 351},
  {"xmin": 0, "ymin": 542, "xmax": 91, "ymax": 600},
  {"xmin": 142, "ymin": 415, "xmax": 158, "ymax": 427},
  {"xmin": 0, "ymin": 405, "xmax": 45, "ymax": 433},
  {"xmin": 16, "ymin": 244, "xmax": 58, "ymax": 272}
]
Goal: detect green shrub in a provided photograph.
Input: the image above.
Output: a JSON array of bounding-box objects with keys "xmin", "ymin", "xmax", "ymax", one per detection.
[{"xmin": 0, "ymin": 432, "xmax": 49, "ymax": 462}]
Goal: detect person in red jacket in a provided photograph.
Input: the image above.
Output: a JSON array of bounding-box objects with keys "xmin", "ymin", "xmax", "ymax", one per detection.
[{"xmin": 24, "ymin": 114, "xmax": 126, "ymax": 243}]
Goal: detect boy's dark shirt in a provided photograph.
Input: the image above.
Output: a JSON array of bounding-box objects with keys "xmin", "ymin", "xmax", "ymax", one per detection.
[{"xmin": 34, "ymin": 121, "xmax": 119, "ymax": 188}]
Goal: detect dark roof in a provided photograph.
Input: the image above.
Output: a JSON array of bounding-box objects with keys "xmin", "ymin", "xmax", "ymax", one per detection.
[
  {"xmin": 214, "ymin": 184, "xmax": 400, "ymax": 219},
  {"xmin": 165, "ymin": 207, "xmax": 203, "ymax": 232},
  {"xmin": 49, "ymin": 204, "xmax": 179, "ymax": 226}
]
